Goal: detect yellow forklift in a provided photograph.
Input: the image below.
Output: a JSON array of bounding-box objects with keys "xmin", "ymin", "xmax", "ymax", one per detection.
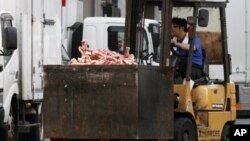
[{"xmin": 125, "ymin": 0, "xmax": 236, "ymax": 140}]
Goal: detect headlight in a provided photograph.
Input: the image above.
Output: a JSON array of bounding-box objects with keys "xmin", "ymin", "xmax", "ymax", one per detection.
[{"xmin": 174, "ymin": 93, "xmax": 180, "ymax": 109}]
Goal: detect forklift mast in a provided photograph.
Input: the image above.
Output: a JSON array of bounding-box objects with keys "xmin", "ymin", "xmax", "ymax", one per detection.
[{"xmin": 125, "ymin": 0, "xmax": 172, "ymax": 68}]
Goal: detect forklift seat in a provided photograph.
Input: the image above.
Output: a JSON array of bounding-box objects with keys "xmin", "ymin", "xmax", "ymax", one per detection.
[
  {"xmin": 193, "ymin": 48, "xmax": 209, "ymax": 86},
  {"xmin": 202, "ymin": 48, "xmax": 209, "ymax": 77},
  {"xmin": 188, "ymin": 26, "xmax": 209, "ymax": 78}
]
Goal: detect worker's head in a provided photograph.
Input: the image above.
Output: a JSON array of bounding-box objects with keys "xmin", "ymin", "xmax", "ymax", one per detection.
[{"xmin": 171, "ymin": 17, "xmax": 188, "ymax": 37}]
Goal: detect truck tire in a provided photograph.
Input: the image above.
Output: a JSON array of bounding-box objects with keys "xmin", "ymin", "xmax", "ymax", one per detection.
[
  {"xmin": 8, "ymin": 106, "xmax": 18, "ymax": 141},
  {"xmin": 18, "ymin": 112, "xmax": 43, "ymax": 141},
  {"xmin": 24, "ymin": 114, "xmax": 43, "ymax": 141},
  {"xmin": 220, "ymin": 124, "xmax": 230, "ymax": 141},
  {"xmin": 174, "ymin": 118, "xmax": 197, "ymax": 141}
]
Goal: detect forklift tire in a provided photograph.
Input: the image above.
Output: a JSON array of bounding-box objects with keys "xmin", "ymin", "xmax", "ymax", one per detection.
[
  {"xmin": 174, "ymin": 118, "xmax": 197, "ymax": 141},
  {"xmin": 220, "ymin": 124, "xmax": 230, "ymax": 141}
]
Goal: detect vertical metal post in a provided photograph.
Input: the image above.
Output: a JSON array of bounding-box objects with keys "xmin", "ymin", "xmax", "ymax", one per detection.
[
  {"xmin": 124, "ymin": 0, "xmax": 136, "ymax": 55},
  {"xmin": 160, "ymin": 0, "xmax": 172, "ymax": 68},
  {"xmin": 124, "ymin": 0, "xmax": 145, "ymax": 57},
  {"xmin": 220, "ymin": 6, "xmax": 230, "ymax": 83},
  {"xmin": 31, "ymin": 0, "xmax": 34, "ymax": 94},
  {"xmin": 185, "ymin": 7, "xmax": 198, "ymax": 80},
  {"xmin": 244, "ymin": 0, "xmax": 250, "ymax": 84}
]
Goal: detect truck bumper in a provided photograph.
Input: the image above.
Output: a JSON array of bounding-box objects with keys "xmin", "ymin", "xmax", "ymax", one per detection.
[
  {"xmin": 0, "ymin": 107, "xmax": 8, "ymax": 141},
  {"xmin": 0, "ymin": 106, "xmax": 4, "ymax": 123}
]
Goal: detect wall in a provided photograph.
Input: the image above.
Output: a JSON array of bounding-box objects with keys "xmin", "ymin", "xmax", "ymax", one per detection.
[{"xmin": 226, "ymin": 0, "xmax": 250, "ymax": 83}]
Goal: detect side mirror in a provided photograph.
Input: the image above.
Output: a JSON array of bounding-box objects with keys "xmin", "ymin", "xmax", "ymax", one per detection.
[
  {"xmin": 148, "ymin": 23, "xmax": 160, "ymax": 49},
  {"xmin": 198, "ymin": 9, "xmax": 209, "ymax": 27},
  {"xmin": 4, "ymin": 27, "xmax": 17, "ymax": 50}
]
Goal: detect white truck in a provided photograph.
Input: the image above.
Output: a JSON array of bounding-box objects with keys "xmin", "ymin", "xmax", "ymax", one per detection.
[
  {"xmin": 0, "ymin": 0, "xmax": 81, "ymax": 140},
  {"xmin": 82, "ymin": 17, "xmax": 160, "ymax": 64},
  {"xmin": 65, "ymin": 17, "xmax": 160, "ymax": 65}
]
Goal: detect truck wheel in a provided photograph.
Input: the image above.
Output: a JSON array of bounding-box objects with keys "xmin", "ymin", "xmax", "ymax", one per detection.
[
  {"xmin": 19, "ymin": 111, "xmax": 43, "ymax": 141},
  {"xmin": 32, "ymin": 113, "xmax": 43, "ymax": 141},
  {"xmin": 220, "ymin": 124, "xmax": 230, "ymax": 141},
  {"xmin": 26, "ymin": 113, "xmax": 43, "ymax": 141},
  {"xmin": 174, "ymin": 118, "xmax": 197, "ymax": 141},
  {"xmin": 8, "ymin": 107, "xmax": 18, "ymax": 141}
]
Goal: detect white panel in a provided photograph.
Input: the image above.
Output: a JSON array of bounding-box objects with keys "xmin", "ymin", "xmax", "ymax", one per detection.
[
  {"xmin": 209, "ymin": 65, "xmax": 224, "ymax": 80},
  {"xmin": 21, "ymin": 13, "xmax": 33, "ymax": 100},
  {"xmin": 18, "ymin": 0, "xmax": 33, "ymax": 100},
  {"xmin": 32, "ymin": 0, "xmax": 43, "ymax": 100},
  {"xmin": 94, "ymin": 0, "xmax": 103, "ymax": 16},
  {"xmin": 226, "ymin": 0, "xmax": 248, "ymax": 82},
  {"xmin": 66, "ymin": 0, "xmax": 79, "ymax": 28},
  {"xmin": 84, "ymin": 26, "xmax": 97, "ymax": 50},
  {"xmin": 77, "ymin": 1, "xmax": 84, "ymax": 21},
  {"xmin": 172, "ymin": 7, "xmax": 221, "ymax": 32},
  {"xmin": 118, "ymin": 0, "xmax": 126, "ymax": 17},
  {"xmin": 0, "ymin": 0, "xmax": 16, "ymax": 15},
  {"xmin": 0, "ymin": 20, "xmax": 3, "ymax": 96},
  {"xmin": 43, "ymin": 0, "xmax": 62, "ymax": 65}
]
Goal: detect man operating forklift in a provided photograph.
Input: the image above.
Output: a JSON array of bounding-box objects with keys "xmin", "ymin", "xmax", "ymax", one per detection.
[{"xmin": 171, "ymin": 17, "xmax": 203, "ymax": 80}]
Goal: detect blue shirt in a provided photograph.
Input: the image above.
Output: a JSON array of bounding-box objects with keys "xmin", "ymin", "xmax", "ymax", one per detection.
[{"xmin": 177, "ymin": 36, "xmax": 203, "ymax": 67}]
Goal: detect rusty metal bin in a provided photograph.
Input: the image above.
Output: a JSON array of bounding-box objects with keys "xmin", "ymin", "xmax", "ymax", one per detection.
[{"xmin": 43, "ymin": 65, "xmax": 174, "ymax": 139}]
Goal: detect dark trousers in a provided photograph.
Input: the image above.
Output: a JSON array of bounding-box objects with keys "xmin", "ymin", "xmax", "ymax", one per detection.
[{"xmin": 178, "ymin": 63, "xmax": 202, "ymax": 80}]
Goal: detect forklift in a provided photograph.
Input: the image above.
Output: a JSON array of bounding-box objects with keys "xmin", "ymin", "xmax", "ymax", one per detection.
[
  {"xmin": 42, "ymin": 0, "xmax": 236, "ymax": 141},
  {"xmin": 125, "ymin": 0, "xmax": 236, "ymax": 140}
]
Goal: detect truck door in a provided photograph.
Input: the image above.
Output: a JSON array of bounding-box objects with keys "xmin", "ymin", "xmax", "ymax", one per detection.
[
  {"xmin": 41, "ymin": 0, "xmax": 62, "ymax": 65},
  {"xmin": 31, "ymin": 0, "xmax": 62, "ymax": 100},
  {"xmin": 0, "ymin": 13, "xmax": 18, "ymax": 105}
]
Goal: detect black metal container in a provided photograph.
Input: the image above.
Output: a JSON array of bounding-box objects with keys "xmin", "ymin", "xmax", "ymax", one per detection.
[{"xmin": 43, "ymin": 65, "xmax": 174, "ymax": 139}]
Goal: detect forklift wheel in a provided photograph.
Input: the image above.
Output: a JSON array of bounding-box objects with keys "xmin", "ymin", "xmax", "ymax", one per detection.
[
  {"xmin": 174, "ymin": 118, "xmax": 197, "ymax": 141},
  {"xmin": 220, "ymin": 124, "xmax": 230, "ymax": 141}
]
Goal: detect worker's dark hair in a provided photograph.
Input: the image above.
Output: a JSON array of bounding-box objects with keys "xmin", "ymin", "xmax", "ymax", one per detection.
[{"xmin": 172, "ymin": 17, "xmax": 188, "ymax": 32}]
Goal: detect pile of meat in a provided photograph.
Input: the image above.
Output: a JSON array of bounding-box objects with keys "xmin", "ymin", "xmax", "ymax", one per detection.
[{"xmin": 70, "ymin": 40, "xmax": 137, "ymax": 65}]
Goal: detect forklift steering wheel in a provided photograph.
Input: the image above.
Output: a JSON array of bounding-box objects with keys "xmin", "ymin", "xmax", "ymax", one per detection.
[{"xmin": 171, "ymin": 43, "xmax": 186, "ymax": 58}]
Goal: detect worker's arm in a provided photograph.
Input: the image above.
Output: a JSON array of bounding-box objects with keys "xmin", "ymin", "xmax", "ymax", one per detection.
[{"xmin": 171, "ymin": 38, "xmax": 196, "ymax": 51}]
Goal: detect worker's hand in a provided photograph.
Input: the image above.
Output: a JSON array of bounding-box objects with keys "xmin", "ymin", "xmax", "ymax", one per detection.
[{"xmin": 171, "ymin": 38, "xmax": 179, "ymax": 47}]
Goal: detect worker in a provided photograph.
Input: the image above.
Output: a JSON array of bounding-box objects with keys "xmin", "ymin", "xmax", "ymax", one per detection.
[{"xmin": 171, "ymin": 17, "xmax": 203, "ymax": 80}]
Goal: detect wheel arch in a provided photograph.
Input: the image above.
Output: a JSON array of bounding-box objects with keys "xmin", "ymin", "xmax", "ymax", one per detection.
[
  {"xmin": 3, "ymin": 83, "xmax": 19, "ymax": 123},
  {"xmin": 174, "ymin": 112, "xmax": 197, "ymax": 127}
]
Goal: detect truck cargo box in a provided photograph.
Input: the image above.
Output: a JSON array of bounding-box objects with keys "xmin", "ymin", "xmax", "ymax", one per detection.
[{"xmin": 43, "ymin": 65, "xmax": 174, "ymax": 139}]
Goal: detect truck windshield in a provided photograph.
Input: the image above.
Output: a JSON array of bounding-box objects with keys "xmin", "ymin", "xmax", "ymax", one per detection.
[
  {"xmin": 107, "ymin": 26, "xmax": 125, "ymax": 52},
  {"xmin": 107, "ymin": 26, "xmax": 149, "ymax": 57}
]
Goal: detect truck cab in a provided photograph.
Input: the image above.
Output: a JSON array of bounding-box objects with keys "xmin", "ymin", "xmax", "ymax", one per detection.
[{"xmin": 0, "ymin": 11, "xmax": 18, "ymax": 141}]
